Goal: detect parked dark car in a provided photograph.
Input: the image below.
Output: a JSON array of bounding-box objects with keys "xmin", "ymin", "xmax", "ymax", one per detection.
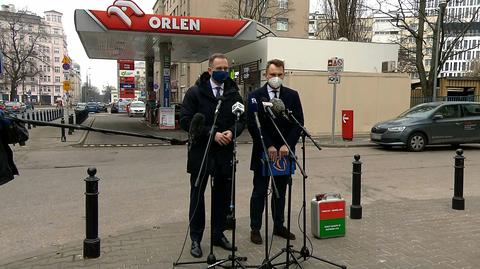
[
  {"xmin": 86, "ymin": 102, "xmax": 100, "ymax": 113},
  {"xmin": 97, "ymin": 102, "xmax": 108, "ymax": 112},
  {"xmin": 371, "ymin": 101, "xmax": 480, "ymax": 151},
  {"xmin": 111, "ymin": 102, "xmax": 119, "ymax": 113}
]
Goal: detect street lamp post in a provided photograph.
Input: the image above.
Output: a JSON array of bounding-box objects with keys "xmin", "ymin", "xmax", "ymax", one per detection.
[{"xmin": 433, "ymin": 0, "xmax": 447, "ymax": 102}]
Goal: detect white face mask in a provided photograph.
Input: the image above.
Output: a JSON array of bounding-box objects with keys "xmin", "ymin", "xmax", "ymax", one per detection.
[{"xmin": 268, "ymin": 77, "xmax": 283, "ymax": 89}]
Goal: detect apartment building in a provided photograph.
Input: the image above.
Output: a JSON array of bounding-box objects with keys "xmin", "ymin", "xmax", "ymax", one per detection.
[
  {"xmin": 426, "ymin": 0, "xmax": 480, "ymax": 77},
  {"xmin": 0, "ymin": 4, "xmax": 79, "ymax": 105},
  {"xmin": 153, "ymin": 0, "xmax": 308, "ymax": 102}
]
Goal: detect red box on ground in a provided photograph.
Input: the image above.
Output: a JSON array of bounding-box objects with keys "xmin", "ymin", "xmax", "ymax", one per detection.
[{"xmin": 342, "ymin": 110, "xmax": 354, "ymax": 141}]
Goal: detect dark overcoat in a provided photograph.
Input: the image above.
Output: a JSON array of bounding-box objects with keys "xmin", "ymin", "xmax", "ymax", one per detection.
[{"xmin": 180, "ymin": 72, "xmax": 246, "ymax": 176}]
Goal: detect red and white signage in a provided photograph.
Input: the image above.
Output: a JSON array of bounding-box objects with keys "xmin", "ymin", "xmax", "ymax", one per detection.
[
  {"xmin": 89, "ymin": 0, "xmax": 250, "ymax": 37},
  {"xmin": 118, "ymin": 59, "xmax": 135, "ymax": 70}
]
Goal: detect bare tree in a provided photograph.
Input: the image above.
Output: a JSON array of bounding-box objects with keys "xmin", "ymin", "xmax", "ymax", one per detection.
[
  {"xmin": 466, "ymin": 58, "xmax": 480, "ymax": 77},
  {"xmin": 375, "ymin": 0, "xmax": 480, "ymax": 97},
  {"xmin": 0, "ymin": 9, "xmax": 49, "ymax": 101},
  {"xmin": 317, "ymin": 0, "xmax": 371, "ymax": 42},
  {"xmin": 222, "ymin": 0, "xmax": 293, "ymax": 28}
]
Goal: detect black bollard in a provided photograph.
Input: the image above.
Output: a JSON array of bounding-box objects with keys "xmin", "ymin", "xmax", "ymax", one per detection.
[
  {"xmin": 31, "ymin": 112, "xmax": 36, "ymax": 128},
  {"xmin": 452, "ymin": 149, "xmax": 465, "ymax": 210},
  {"xmin": 60, "ymin": 117, "xmax": 66, "ymax": 142},
  {"xmin": 350, "ymin": 154, "xmax": 363, "ymax": 219},
  {"xmin": 68, "ymin": 114, "xmax": 74, "ymax": 135},
  {"xmin": 26, "ymin": 113, "xmax": 31, "ymax": 129},
  {"xmin": 49, "ymin": 110, "xmax": 53, "ymax": 121},
  {"xmin": 83, "ymin": 167, "xmax": 101, "ymax": 259}
]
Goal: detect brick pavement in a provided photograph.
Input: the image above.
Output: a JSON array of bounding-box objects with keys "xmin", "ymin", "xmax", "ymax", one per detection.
[{"xmin": 2, "ymin": 197, "xmax": 480, "ymax": 268}]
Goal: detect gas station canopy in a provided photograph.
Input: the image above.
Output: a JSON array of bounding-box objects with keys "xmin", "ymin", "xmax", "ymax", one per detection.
[{"xmin": 74, "ymin": 7, "xmax": 258, "ymax": 62}]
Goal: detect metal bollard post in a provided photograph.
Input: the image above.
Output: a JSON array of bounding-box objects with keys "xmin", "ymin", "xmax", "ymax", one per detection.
[
  {"xmin": 452, "ymin": 149, "xmax": 465, "ymax": 210},
  {"xmin": 31, "ymin": 111, "xmax": 36, "ymax": 128},
  {"xmin": 60, "ymin": 117, "xmax": 66, "ymax": 142},
  {"xmin": 25, "ymin": 113, "xmax": 31, "ymax": 129},
  {"xmin": 350, "ymin": 154, "xmax": 363, "ymax": 219},
  {"xmin": 83, "ymin": 167, "xmax": 101, "ymax": 258},
  {"xmin": 68, "ymin": 114, "xmax": 74, "ymax": 135},
  {"xmin": 49, "ymin": 110, "xmax": 53, "ymax": 121}
]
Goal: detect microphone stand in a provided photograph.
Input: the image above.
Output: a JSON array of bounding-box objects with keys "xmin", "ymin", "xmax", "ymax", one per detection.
[
  {"xmin": 286, "ymin": 110, "xmax": 346, "ymax": 269},
  {"xmin": 174, "ymin": 100, "xmax": 222, "ymax": 267},
  {"xmin": 251, "ymin": 110, "xmax": 280, "ymax": 269},
  {"xmin": 208, "ymin": 112, "xmax": 248, "ymax": 269},
  {"xmin": 261, "ymin": 113, "xmax": 306, "ymax": 269}
]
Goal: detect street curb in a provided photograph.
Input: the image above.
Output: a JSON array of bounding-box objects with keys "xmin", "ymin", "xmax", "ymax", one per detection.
[{"xmin": 74, "ymin": 117, "xmax": 96, "ymax": 147}]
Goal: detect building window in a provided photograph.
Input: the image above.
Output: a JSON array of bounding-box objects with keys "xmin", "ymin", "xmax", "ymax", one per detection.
[
  {"xmin": 54, "ymin": 66, "xmax": 60, "ymax": 73},
  {"xmin": 55, "ymin": 85, "xmax": 60, "ymax": 92},
  {"xmin": 55, "ymin": 76, "xmax": 60, "ymax": 82},
  {"xmin": 54, "ymin": 48, "xmax": 60, "ymax": 54},
  {"xmin": 278, "ymin": 0, "xmax": 288, "ymax": 9},
  {"xmin": 276, "ymin": 18, "xmax": 288, "ymax": 31},
  {"xmin": 54, "ymin": 57, "xmax": 60, "ymax": 63},
  {"xmin": 53, "ymin": 28, "xmax": 60, "ymax": 35},
  {"xmin": 260, "ymin": 17, "xmax": 271, "ymax": 27},
  {"xmin": 54, "ymin": 38, "xmax": 59, "ymax": 45}
]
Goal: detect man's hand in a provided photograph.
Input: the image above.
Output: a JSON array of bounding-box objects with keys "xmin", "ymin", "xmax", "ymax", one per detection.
[
  {"xmin": 268, "ymin": 146, "xmax": 277, "ymax": 161},
  {"xmin": 222, "ymin": 130, "xmax": 233, "ymax": 144},
  {"xmin": 215, "ymin": 132, "xmax": 230, "ymax": 146},
  {"xmin": 279, "ymin": 145, "xmax": 289, "ymax": 159}
]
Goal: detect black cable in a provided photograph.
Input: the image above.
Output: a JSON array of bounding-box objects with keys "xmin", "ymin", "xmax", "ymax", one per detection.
[
  {"xmin": 297, "ymin": 203, "xmax": 314, "ymax": 259},
  {"xmin": 174, "ymin": 154, "xmax": 210, "ymax": 265}
]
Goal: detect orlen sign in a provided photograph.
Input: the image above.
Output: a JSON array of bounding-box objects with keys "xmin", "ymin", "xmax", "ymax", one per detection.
[{"xmin": 89, "ymin": 0, "xmax": 250, "ymax": 37}]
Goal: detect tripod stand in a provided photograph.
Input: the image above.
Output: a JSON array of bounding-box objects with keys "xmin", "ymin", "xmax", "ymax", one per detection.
[
  {"xmin": 207, "ymin": 111, "xmax": 248, "ymax": 269},
  {"xmin": 287, "ymin": 110, "xmax": 346, "ymax": 269},
  {"xmin": 260, "ymin": 114, "xmax": 308, "ymax": 269},
  {"xmin": 174, "ymin": 100, "xmax": 223, "ymax": 268}
]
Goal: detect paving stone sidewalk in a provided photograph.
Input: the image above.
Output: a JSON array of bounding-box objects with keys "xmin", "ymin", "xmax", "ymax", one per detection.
[{"xmin": 2, "ymin": 197, "xmax": 480, "ymax": 269}]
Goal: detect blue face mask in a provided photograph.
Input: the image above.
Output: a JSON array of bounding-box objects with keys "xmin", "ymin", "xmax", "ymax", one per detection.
[{"xmin": 212, "ymin": 70, "xmax": 229, "ymax": 83}]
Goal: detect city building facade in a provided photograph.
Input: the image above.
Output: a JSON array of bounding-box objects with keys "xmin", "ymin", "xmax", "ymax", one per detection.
[
  {"xmin": 153, "ymin": 0, "xmax": 308, "ymax": 102},
  {"xmin": 426, "ymin": 0, "xmax": 480, "ymax": 77},
  {"xmin": 0, "ymin": 4, "xmax": 78, "ymax": 105}
]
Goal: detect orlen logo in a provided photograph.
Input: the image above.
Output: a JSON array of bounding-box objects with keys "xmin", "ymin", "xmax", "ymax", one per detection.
[{"xmin": 107, "ymin": 0, "xmax": 145, "ymax": 28}]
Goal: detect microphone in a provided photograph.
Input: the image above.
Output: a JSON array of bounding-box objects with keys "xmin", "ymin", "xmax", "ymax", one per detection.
[
  {"xmin": 249, "ymin": 97, "xmax": 262, "ymax": 129},
  {"xmin": 188, "ymin": 113, "xmax": 205, "ymax": 148},
  {"xmin": 215, "ymin": 96, "xmax": 224, "ymax": 115},
  {"xmin": 231, "ymin": 101, "xmax": 245, "ymax": 117},
  {"xmin": 260, "ymin": 97, "xmax": 276, "ymax": 120},
  {"xmin": 271, "ymin": 98, "xmax": 290, "ymax": 121}
]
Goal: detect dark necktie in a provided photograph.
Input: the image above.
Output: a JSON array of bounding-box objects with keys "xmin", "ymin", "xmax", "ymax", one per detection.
[
  {"xmin": 272, "ymin": 90, "xmax": 278, "ymax": 99},
  {"xmin": 214, "ymin": 87, "xmax": 222, "ymax": 98}
]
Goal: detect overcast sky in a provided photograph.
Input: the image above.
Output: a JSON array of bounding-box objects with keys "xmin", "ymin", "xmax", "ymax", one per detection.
[{"xmin": 2, "ymin": 0, "xmax": 321, "ymax": 89}]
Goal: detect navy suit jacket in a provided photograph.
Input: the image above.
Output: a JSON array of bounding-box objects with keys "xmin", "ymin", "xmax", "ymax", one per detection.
[{"xmin": 247, "ymin": 83, "xmax": 304, "ymax": 172}]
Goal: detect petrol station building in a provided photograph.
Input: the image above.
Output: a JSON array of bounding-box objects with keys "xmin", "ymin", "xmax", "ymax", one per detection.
[{"xmin": 75, "ymin": 1, "xmax": 410, "ymax": 135}]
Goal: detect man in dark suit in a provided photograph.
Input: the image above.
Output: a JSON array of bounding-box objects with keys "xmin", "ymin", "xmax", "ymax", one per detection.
[
  {"xmin": 247, "ymin": 59, "xmax": 304, "ymax": 245},
  {"xmin": 180, "ymin": 53, "xmax": 246, "ymax": 258}
]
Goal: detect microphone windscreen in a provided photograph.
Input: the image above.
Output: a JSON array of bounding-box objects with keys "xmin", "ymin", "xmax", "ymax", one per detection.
[
  {"xmin": 271, "ymin": 98, "xmax": 286, "ymax": 114},
  {"xmin": 249, "ymin": 98, "xmax": 258, "ymax": 113},
  {"xmin": 190, "ymin": 113, "xmax": 205, "ymax": 137}
]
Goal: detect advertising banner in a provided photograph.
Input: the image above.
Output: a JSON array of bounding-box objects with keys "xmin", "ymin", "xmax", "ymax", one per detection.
[
  {"xmin": 118, "ymin": 60, "xmax": 135, "ymax": 70},
  {"xmin": 159, "ymin": 107, "xmax": 175, "ymax": 129}
]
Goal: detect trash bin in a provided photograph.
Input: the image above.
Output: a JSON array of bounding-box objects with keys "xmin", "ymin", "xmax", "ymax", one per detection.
[{"xmin": 311, "ymin": 193, "xmax": 346, "ymax": 239}]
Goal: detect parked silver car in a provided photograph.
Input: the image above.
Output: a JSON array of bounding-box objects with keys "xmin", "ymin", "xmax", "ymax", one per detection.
[{"xmin": 371, "ymin": 102, "xmax": 480, "ymax": 151}]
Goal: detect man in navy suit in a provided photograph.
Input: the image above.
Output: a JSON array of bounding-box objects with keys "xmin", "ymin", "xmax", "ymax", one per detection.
[{"xmin": 247, "ymin": 59, "xmax": 304, "ymax": 244}]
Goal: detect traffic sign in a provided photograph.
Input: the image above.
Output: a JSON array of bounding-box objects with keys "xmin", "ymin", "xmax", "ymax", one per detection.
[
  {"xmin": 62, "ymin": 56, "xmax": 71, "ymax": 64},
  {"xmin": 327, "ymin": 57, "xmax": 344, "ymax": 73},
  {"xmin": 328, "ymin": 73, "xmax": 340, "ymax": 84},
  {"xmin": 62, "ymin": 63, "xmax": 70, "ymax": 70},
  {"xmin": 63, "ymin": 80, "xmax": 71, "ymax": 91}
]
